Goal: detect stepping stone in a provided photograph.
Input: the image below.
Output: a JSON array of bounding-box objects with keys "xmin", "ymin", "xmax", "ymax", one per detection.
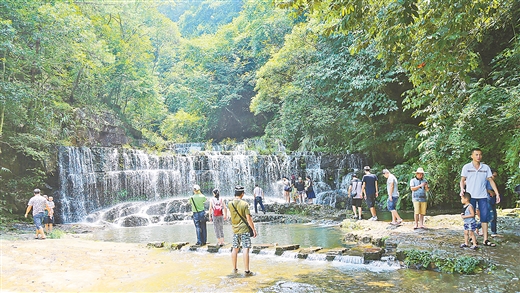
[
  {"xmin": 169, "ymin": 242, "xmax": 189, "ymax": 250},
  {"xmin": 275, "ymin": 244, "xmax": 300, "ymax": 256}
]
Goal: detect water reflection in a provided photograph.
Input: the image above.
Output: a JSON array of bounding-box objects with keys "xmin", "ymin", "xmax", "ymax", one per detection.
[{"xmin": 91, "ymin": 222, "xmax": 345, "ymax": 248}]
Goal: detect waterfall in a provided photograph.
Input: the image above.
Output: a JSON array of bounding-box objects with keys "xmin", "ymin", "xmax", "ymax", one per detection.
[{"xmin": 56, "ymin": 146, "xmax": 365, "ymax": 223}]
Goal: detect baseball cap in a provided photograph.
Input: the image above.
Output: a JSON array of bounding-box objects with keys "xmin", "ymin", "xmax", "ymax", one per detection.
[
  {"xmin": 382, "ymin": 169, "xmax": 390, "ymax": 174},
  {"xmin": 234, "ymin": 185, "xmax": 245, "ymax": 192},
  {"xmin": 193, "ymin": 184, "xmax": 200, "ymax": 191},
  {"xmin": 363, "ymin": 166, "xmax": 370, "ymax": 171}
]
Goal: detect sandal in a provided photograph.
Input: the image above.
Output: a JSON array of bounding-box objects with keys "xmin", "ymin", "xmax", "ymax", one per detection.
[
  {"xmin": 460, "ymin": 243, "xmax": 468, "ymax": 248},
  {"xmin": 483, "ymin": 240, "xmax": 496, "ymax": 247},
  {"xmin": 470, "ymin": 245, "xmax": 478, "ymax": 250}
]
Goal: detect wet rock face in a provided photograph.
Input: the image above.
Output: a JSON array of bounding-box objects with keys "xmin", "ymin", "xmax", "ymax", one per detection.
[{"xmin": 120, "ymin": 215, "xmax": 149, "ymax": 227}]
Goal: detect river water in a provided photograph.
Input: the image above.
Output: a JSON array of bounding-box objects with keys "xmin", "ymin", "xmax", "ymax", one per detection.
[{"xmin": 88, "ymin": 221, "xmax": 520, "ymax": 292}]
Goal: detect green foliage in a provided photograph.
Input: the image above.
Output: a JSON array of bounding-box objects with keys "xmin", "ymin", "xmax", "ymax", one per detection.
[
  {"xmin": 404, "ymin": 249, "xmax": 482, "ymax": 274},
  {"xmin": 48, "ymin": 229, "xmax": 65, "ymax": 239},
  {"xmin": 404, "ymin": 249, "xmax": 432, "ymax": 269}
]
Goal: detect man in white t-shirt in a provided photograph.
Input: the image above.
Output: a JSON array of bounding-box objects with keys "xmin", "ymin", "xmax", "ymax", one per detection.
[
  {"xmin": 460, "ymin": 148, "xmax": 500, "ymax": 247},
  {"xmin": 253, "ymin": 184, "xmax": 266, "ymax": 214}
]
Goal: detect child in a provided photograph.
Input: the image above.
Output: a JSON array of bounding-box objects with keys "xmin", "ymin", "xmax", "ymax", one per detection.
[{"xmin": 460, "ymin": 192, "xmax": 478, "ymax": 250}]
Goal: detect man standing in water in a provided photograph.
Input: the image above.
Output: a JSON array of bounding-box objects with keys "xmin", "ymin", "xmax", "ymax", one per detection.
[
  {"xmin": 361, "ymin": 166, "xmax": 379, "ymax": 221},
  {"xmin": 383, "ymin": 169, "xmax": 403, "ymax": 225},
  {"xmin": 228, "ymin": 185, "xmax": 257, "ymax": 276},
  {"xmin": 24, "ymin": 189, "xmax": 48, "ymax": 239},
  {"xmin": 460, "ymin": 148, "xmax": 500, "ymax": 247},
  {"xmin": 190, "ymin": 184, "xmax": 207, "ymax": 246}
]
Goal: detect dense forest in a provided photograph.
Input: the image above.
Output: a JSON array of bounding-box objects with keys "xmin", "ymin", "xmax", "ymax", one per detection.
[{"xmin": 1, "ymin": 0, "xmax": 519, "ymax": 219}]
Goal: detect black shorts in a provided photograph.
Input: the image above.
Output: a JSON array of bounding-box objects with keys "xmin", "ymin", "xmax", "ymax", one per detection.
[
  {"xmin": 352, "ymin": 198, "xmax": 363, "ymax": 208},
  {"xmin": 44, "ymin": 216, "xmax": 54, "ymax": 224},
  {"xmin": 365, "ymin": 193, "xmax": 376, "ymax": 208}
]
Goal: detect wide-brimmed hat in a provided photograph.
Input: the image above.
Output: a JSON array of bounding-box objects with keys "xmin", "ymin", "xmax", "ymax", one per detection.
[
  {"xmin": 415, "ymin": 168, "xmax": 426, "ymax": 174},
  {"xmin": 234, "ymin": 185, "xmax": 245, "ymax": 192}
]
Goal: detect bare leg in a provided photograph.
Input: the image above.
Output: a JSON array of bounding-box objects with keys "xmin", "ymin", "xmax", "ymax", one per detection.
[
  {"xmin": 482, "ymin": 222, "xmax": 489, "ymax": 243},
  {"xmin": 414, "ymin": 214, "xmax": 419, "ymax": 228},
  {"xmin": 464, "ymin": 230, "xmax": 469, "ymax": 245},
  {"xmin": 242, "ymin": 248, "xmax": 250, "ymax": 272},
  {"xmin": 370, "ymin": 207, "xmax": 377, "ymax": 218},
  {"xmin": 358, "ymin": 207, "xmax": 362, "ymax": 218},
  {"xmin": 231, "ymin": 247, "xmax": 239, "ymax": 271},
  {"xmin": 419, "ymin": 214, "xmax": 425, "ymax": 228},
  {"xmin": 351, "ymin": 205, "xmax": 357, "ymax": 217},
  {"xmin": 469, "ymin": 231, "xmax": 477, "ymax": 246}
]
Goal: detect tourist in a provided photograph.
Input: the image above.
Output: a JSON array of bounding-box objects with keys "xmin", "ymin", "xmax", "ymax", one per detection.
[
  {"xmin": 486, "ymin": 170, "xmax": 499, "ymax": 237},
  {"xmin": 209, "ymin": 188, "xmax": 226, "ymax": 246},
  {"xmin": 294, "ymin": 177, "xmax": 306, "ymax": 204},
  {"xmin": 290, "ymin": 174, "xmax": 297, "ymax": 203},
  {"xmin": 383, "ymin": 169, "xmax": 403, "ymax": 225},
  {"xmin": 410, "ymin": 168, "xmax": 429, "ymax": 229},
  {"xmin": 305, "ymin": 176, "xmax": 316, "ymax": 204},
  {"xmin": 459, "ymin": 148, "xmax": 500, "ymax": 247},
  {"xmin": 460, "ymin": 192, "xmax": 478, "ymax": 250},
  {"xmin": 24, "ymin": 189, "xmax": 48, "ymax": 240},
  {"xmin": 190, "ymin": 184, "xmax": 207, "ymax": 246},
  {"xmin": 228, "ymin": 185, "xmax": 257, "ymax": 276},
  {"xmin": 282, "ymin": 177, "xmax": 291, "ymax": 203},
  {"xmin": 253, "ymin": 184, "xmax": 266, "ymax": 214},
  {"xmin": 361, "ymin": 166, "xmax": 379, "ymax": 221},
  {"xmin": 348, "ymin": 174, "xmax": 363, "ymax": 220},
  {"xmin": 44, "ymin": 196, "xmax": 55, "ymax": 233}
]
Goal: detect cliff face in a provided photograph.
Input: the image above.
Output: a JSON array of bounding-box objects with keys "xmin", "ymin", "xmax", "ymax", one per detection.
[{"xmin": 72, "ymin": 108, "xmax": 142, "ymax": 147}]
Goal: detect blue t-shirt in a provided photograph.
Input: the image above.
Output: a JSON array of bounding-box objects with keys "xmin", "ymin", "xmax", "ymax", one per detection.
[
  {"xmin": 362, "ymin": 174, "xmax": 378, "ymax": 195},
  {"xmin": 463, "ymin": 203, "xmax": 476, "ymax": 225},
  {"xmin": 410, "ymin": 177, "xmax": 427, "ymax": 202}
]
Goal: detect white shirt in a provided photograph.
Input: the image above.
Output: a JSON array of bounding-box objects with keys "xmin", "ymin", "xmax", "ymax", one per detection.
[
  {"xmin": 253, "ymin": 186, "xmax": 263, "ymax": 197},
  {"xmin": 461, "ymin": 162, "xmax": 492, "ymax": 199}
]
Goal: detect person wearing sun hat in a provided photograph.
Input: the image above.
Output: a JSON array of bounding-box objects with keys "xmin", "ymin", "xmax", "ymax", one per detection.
[{"xmin": 410, "ymin": 167, "xmax": 429, "ymax": 229}]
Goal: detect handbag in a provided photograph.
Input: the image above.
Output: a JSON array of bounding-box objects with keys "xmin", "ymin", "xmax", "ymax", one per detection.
[{"xmin": 231, "ymin": 201, "xmax": 254, "ymax": 237}]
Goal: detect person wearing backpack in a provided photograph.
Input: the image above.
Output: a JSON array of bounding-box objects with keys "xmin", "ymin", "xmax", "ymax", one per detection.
[
  {"xmin": 348, "ymin": 174, "xmax": 363, "ymax": 220},
  {"xmin": 209, "ymin": 188, "xmax": 227, "ymax": 246}
]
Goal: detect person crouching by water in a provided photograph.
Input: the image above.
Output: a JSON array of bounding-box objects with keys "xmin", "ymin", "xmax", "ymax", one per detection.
[
  {"xmin": 24, "ymin": 189, "xmax": 49, "ymax": 240},
  {"xmin": 228, "ymin": 185, "xmax": 257, "ymax": 276},
  {"xmin": 190, "ymin": 184, "xmax": 207, "ymax": 246},
  {"xmin": 460, "ymin": 192, "xmax": 478, "ymax": 250},
  {"xmin": 209, "ymin": 188, "xmax": 227, "ymax": 246}
]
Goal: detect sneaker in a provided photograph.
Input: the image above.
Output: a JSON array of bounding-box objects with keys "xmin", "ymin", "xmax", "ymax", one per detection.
[
  {"xmin": 396, "ymin": 219, "xmax": 403, "ymax": 224},
  {"xmin": 232, "ymin": 269, "xmax": 238, "ymax": 274},
  {"xmin": 244, "ymin": 270, "xmax": 254, "ymax": 276},
  {"xmin": 369, "ymin": 216, "xmax": 378, "ymax": 221}
]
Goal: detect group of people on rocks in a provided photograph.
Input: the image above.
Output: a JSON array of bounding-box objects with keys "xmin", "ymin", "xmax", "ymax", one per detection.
[
  {"xmin": 347, "ymin": 148, "xmax": 501, "ymax": 249},
  {"xmin": 25, "ymin": 189, "xmax": 55, "ymax": 240},
  {"xmin": 282, "ymin": 175, "xmax": 316, "ymax": 204}
]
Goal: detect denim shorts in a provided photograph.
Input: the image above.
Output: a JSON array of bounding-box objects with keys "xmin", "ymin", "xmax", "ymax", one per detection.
[
  {"xmin": 387, "ymin": 197, "xmax": 398, "ymax": 211},
  {"xmin": 33, "ymin": 212, "xmax": 45, "ymax": 230},
  {"xmin": 471, "ymin": 198, "xmax": 489, "ymax": 223}
]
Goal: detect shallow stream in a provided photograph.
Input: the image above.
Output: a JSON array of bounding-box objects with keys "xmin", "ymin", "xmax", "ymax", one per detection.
[{"xmin": 88, "ymin": 221, "xmax": 520, "ymax": 292}]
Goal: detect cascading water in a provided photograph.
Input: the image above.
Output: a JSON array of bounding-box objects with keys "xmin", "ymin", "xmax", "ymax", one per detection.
[{"xmin": 56, "ymin": 145, "xmax": 365, "ymax": 223}]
